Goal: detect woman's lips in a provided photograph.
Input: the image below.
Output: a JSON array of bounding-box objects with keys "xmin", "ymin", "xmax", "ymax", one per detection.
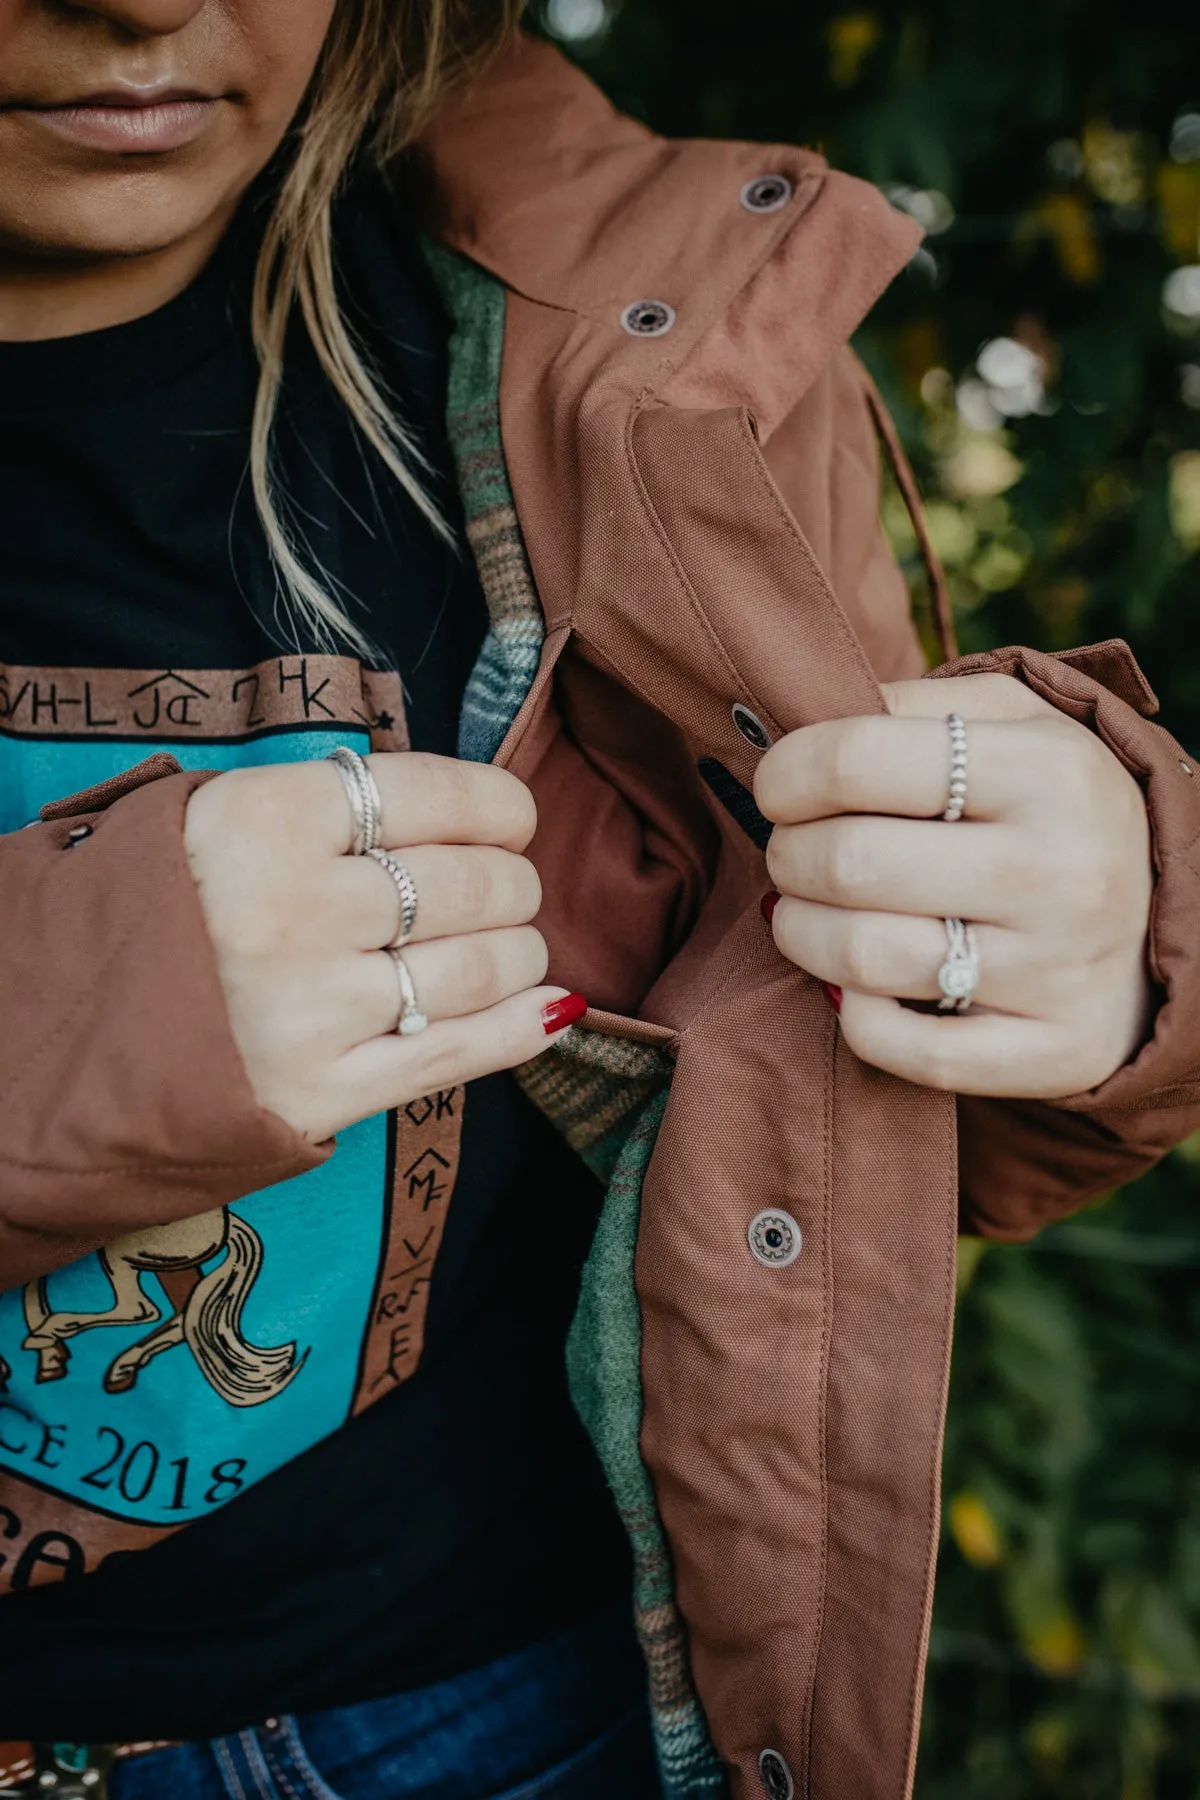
[{"xmin": 22, "ymin": 98, "xmax": 220, "ymax": 154}]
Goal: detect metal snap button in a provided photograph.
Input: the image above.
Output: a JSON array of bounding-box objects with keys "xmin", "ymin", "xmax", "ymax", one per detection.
[
  {"xmin": 62, "ymin": 824, "xmax": 93, "ymax": 849},
  {"xmin": 741, "ymin": 174, "xmax": 794, "ymax": 214},
  {"xmin": 731, "ymin": 702, "xmax": 772, "ymax": 750},
  {"xmin": 748, "ymin": 1210, "xmax": 802, "ymax": 1270},
  {"xmin": 758, "ymin": 1748, "xmax": 795, "ymax": 1800},
  {"xmin": 620, "ymin": 299, "xmax": 676, "ymax": 337}
]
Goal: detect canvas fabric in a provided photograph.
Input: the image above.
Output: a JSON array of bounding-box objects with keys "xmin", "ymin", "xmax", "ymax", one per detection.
[{"xmin": 4, "ymin": 36, "xmax": 1200, "ymax": 1800}]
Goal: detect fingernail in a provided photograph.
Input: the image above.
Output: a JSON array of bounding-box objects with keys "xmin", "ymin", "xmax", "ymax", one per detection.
[
  {"xmin": 542, "ymin": 992, "xmax": 588, "ymax": 1035},
  {"xmin": 760, "ymin": 890, "xmax": 781, "ymax": 924},
  {"xmin": 820, "ymin": 981, "xmax": 843, "ymax": 1015}
]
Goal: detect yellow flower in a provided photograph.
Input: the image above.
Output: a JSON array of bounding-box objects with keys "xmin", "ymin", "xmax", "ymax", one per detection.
[
  {"xmin": 826, "ymin": 13, "xmax": 880, "ymax": 88},
  {"xmin": 1017, "ymin": 193, "xmax": 1102, "ymax": 286},
  {"xmin": 1024, "ymin": 1609, "xmax": 1087, "ymax": 1677},
  {"xmin": 948, "ymin": 1492, "xmax": 1004, "ymax": 1568}
]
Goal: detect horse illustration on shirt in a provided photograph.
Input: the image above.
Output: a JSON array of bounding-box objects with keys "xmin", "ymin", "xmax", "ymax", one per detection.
[{"xmin": 0, "ymin": 1209, "xmax": 304, "ymax": 1407}]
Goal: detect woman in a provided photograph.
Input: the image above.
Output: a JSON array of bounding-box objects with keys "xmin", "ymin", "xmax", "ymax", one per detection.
[{"xmin": 0, "ymin": 3, "xmax": 1197, "ymax": 1798}]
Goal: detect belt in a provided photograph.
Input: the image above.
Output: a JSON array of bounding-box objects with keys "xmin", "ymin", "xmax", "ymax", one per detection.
[{"xmin": 0, "ymin": 1742, "xmax": 174, "ymax": 1798}]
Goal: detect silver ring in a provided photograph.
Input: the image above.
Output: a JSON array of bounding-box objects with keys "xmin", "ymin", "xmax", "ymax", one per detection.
[
  {"xmin": 938, "ymin": 917, "xmax": 980, "ymax": 1013},
  {"xmin": 327, "ymin": 745, "xmax": 383, "ymax": 856},
  {"xmin": 367, "ymin": 848, "xmax": 419, "ymax": 947},
  {"xmin": 388, "ymin": 948, "xmax": 428, "ymax": 1036},
  {"xmin": 942, "ymin": 714, "xmax": 968, "ymax": 822}
]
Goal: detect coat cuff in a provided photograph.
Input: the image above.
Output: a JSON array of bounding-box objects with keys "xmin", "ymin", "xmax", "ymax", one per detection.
[
  {"xmin": 928, "ymin": 639, "xmax": 1200, "ymax": 1114},
  {"xmin": 1, "ymin": 755, "xmax": 327, "ymax": 1261}
]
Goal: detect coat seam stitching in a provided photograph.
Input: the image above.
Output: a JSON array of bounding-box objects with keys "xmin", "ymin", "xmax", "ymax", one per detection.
[
  {"xmin": 733, "ymin": 408, "xmax": 886, "ymax": 705},
  {"xmin": 900, "ymin": 1095, "xmax": 960, "ymax": 1796},
  {"xmin": 623, "ymin": 400, "xmax": 772, "ymax": 717},
  {"xmin": 803, "ymin": 1008, "xmax": 836, "ymax": 1798}
]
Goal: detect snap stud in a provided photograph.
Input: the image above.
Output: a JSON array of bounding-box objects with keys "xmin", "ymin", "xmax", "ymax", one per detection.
[
  {"xmin": 741, "ymin": 174, "xmax": 794, "ymax": 214},
  {"xmin": 732, "ymin": 703, "xmax": 772, "ymax": 750},
  {"xmin": 620, "ymin": 299, "xmax": 676, "ymax": 338},
  {"xmin": 758, "ymin": 1748, "xmax": 795, "ymax": 1800},
  {"xmin": 748, "ymin": 1210, "xmax": 802, "ymax": 1270}
]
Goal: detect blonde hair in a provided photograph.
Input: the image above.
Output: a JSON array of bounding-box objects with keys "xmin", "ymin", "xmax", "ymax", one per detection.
[{"xmin": 250, "ymin": 0, "xmax": 524, "ymax": 657}]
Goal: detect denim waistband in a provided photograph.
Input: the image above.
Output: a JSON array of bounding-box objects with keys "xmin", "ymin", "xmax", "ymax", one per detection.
[{"xmin": 109, "ymin": 1605, "xmax": 655, "ymax": 1800}]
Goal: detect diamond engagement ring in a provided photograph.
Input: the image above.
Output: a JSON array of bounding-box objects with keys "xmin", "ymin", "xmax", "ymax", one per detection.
[
  {"xmin": 937, "ymin": 917, "xmax": 980, "ymax": 1013},
  {"xmin": 327, "ymin": 745, "xmax": 383, "ymax": 856},
  {"xmin": 942, "ymin": 713, "xmax": 968, "ymax": 822}
]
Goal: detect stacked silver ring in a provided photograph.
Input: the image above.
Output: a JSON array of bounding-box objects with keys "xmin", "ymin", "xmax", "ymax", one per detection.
[
  {"xmin": 367, "ymin": 848, "xmax": 419, "ymax": 947},
  {"xmin": 327, "ymin": 745, "xmax": 383, "ymax": 855},
  {"xmin": 389, "ymin": 949, "xmax": 428, "ymax": 1035},
  {"xmin": 942, "ymin": 714, "xmax": 968, "ymax": 821},
  {"xmin": 937, "ymin": 917, "xmax": 980, "ymax": 1013}
]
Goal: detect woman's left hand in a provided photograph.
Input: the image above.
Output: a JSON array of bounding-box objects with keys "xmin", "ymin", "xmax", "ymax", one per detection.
[{"xmin": 755, "ymin": 672, "xmax": 1155, "ymax": 1099}]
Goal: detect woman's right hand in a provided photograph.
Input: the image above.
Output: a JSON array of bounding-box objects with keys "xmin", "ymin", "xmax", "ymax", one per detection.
[{"xmin": 183, "ymin": 753, "xmax": 581, "ymax": 1144}]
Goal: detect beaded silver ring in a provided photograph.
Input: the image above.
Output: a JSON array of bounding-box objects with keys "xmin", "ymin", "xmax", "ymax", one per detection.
[{"xmin": 942, "ymin": 713, "xmax": 969, "ymax": 822}]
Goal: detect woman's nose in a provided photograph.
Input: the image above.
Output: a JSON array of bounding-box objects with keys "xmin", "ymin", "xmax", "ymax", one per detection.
[{"xmin": 62, "ymin": 0, "xmax": 209, "ymax": 35}]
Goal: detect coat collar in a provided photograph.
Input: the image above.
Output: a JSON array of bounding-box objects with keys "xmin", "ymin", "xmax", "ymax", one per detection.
[{"xmin": 415, "ymin": 35, "xmax": 920, "ymax": 372}]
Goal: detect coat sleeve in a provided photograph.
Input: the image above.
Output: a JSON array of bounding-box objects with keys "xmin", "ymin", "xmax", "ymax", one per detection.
[
  {"xmin": 0, "ymin": 756, "xmax": 326, "ymax": 1290},
  {"xmin": 927, "ymin": 641, "xmax": 1200, "ymax": 1239}
]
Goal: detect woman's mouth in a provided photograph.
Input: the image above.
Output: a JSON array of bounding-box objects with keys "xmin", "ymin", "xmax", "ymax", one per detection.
[{"xmin": 17, "ymin": 90, "xmax": 222, "ymax": 155}]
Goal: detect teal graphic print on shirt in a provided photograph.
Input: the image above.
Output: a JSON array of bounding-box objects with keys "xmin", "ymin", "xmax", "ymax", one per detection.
[{"xmin": 0, "ymin": 718, "xmax": 395, "ymax": 1529}]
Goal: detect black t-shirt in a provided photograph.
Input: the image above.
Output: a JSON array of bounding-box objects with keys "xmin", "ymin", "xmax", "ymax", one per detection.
[{"xmin": 0, "ymin": 174, "xmax": 629, "ymax": 1741}]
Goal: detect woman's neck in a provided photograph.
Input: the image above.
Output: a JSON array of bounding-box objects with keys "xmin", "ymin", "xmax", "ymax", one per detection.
[{"xmin": 0, "ymin": 204, "xmax": 236, "ymax": 342}]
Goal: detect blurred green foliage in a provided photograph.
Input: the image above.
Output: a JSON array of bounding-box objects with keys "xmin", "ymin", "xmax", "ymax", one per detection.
[{"xmin": 536, "ymin": 2, "xmax": 1200, "ymax": 1791}]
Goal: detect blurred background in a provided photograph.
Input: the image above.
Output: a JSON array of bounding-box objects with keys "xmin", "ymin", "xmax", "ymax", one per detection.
[{"xmin": 530, "ymin": 3, "xmax": 1200, "ymax": 1794}]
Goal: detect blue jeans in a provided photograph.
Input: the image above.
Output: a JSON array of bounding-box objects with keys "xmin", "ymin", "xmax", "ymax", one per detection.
[{"xmin": 109, "ymin": 1609, "xmax": 663, "ymax": 1800}]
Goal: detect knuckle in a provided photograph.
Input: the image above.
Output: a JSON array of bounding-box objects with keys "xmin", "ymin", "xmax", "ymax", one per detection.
[
  {"xmin": 483, "ymin": 766, "xmax": 538, "ymax": 845},
  {"xmin": 452, "ymin": 851, "xmax": 495, "ymax": 927},
  {"xmin": 825, "ymin": 827, "xmax": 872, "ymax": 903},
  {"xmin": 514, "ymin": 856, "xmax": 543, "ymax": 922},
  {"xmin": 522, "ymin": 926, "xmax": 550, "ymax": 985},
  {"xmin": 1047, "ymin": 724, "xmax": 1100, "ymax": 807},
  {"xmin": 508, "ymin": 778, "xmax": 539, "ymax": 845},
  {"xmin": 826, "ymin": 718, "xmax": 874, "ymax": 808},
  {"xmin": 403, "ymin": 753, "xmax": 477, "ymax": 834},
  {"xmin": 440, "ymin": 754, "xmax": 478, "ymax": 821},
  {"xmin": 841, "ymin": 918, "xmax": 887, "ymax": 992},
  {"xmin": 217, "ymin": 907, "xmax": 282, "ymax": 963},
  {"xmin": 457, "ymin": 936, "xmax": 500, "ymax": 1004},
  {"xmin": 413, "ymin": 1026, "xmax": 469, "ymax": 1092},
  {"xmin": 917, "ymin": 1038, "xmax": 962, "ymax": 1092},
  {"xmin": 1070, "ymin": 859, "xmax": 1119, "ymax": 940},
  {"xmin": 751, "ymin": 741, "xmax": 784, "ymax": 815},
  {"xmin": 190, "ymin": 766, "xmax": 275, "ymax": 849},
  {"xmin": 764, "ymin": 831, "xmax": 788, "ymax": 888},
  {"xmin": 755, "ymin": 735, "xmax": 805, "ymax": 821}
]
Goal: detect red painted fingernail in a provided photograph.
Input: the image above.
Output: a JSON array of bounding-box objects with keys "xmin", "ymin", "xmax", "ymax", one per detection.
[
  {"xmin": 542, "ymin": 992, "xmax": 588, "ymax": 1035},
  {"xmin": 760, "ymin": 890, "xmax": 781, "ymax": 923},
  {"xmin": 820, "ymin": 982, "xmax": 843, "ymax": 1015}
]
